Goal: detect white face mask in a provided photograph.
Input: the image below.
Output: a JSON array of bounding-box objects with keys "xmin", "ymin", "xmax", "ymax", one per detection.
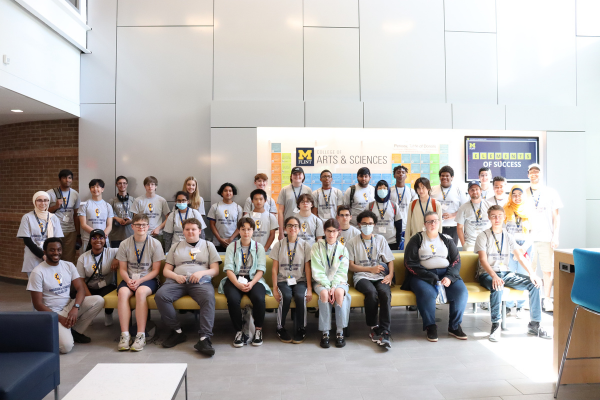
[
  {"xmin": 360, "ymin": 224, "xmax": 374, "ymax": 235},
  {"xmin": 377, "ymin": 189, "xmax": 388, "ymax": 199}
]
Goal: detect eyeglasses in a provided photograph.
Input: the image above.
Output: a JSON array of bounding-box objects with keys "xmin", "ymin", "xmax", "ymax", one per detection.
[
  {"xmin": 425, "ymin": 219, "xmax": 440, "ymax": 225},
  {"xmin": 176, "ymin": 199, "xmax": 188, "ymax": 203},
  {"xmin": 90, "ymin": 236, "xmax": 105, "ymax": 241},
  {"xmin": 300, "ymin": 201, "xmax": 312, "ymax": 205},
  {"xmin": 286, "ymin": 224, "xmax": 300, "ymax": 229},
  {"xmin": 339, "ymin": 214, "xmax": 351, "ymax": 218},
  {"xmin": 132, "ymin": 223, "xmax": 149, "ymax": 228}
]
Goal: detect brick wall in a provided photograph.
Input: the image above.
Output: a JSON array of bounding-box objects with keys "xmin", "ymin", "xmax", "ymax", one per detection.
[{"xmin": 0, "ymin": 119, "xmax": 79, "ymax": 280}]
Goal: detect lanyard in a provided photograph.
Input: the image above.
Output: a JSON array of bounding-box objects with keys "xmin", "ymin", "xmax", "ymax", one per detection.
[
  {"xmin": 419, "ymin": 197, "xmax": 431, "ymax": 218},
  {"xmin": 514, "ymin": 213, "xmax": 522, "ymax": 229},
  {"xmin": 375, "ymin": 200, "xmax": 389, "ymax": 219},
  {"xmin": 325, "ymin": 241, "xmax": 338, "ymax": 269},
  {"xmin": 91, "ymin": 250, "xmax": 104, "ymax": 279},
  {"xmin": 120, "ymin": 197, "xmax": 130, "ymax": 216},
  {"xmin": 395, "ymin": 185, "xmax": 407, "ymax": 204},
  {"xmin": 178, "ymin": 207, "xmax": 189, "ymax": 225},
  {"xmin": 292, "ymin": 185, "xmax": 302, "ymax": 203},
  {"xmin": 441, "ymin": 185, "xmax": 451, "ymax": 201},
  {"xmin": 470, "ymin": 201, "xmax": 482, "ymax": 222},
  {"xmin": 490, "ymin": 231, "xmax": 504, "ymax": 256},
  {"xmin": 494, "ymin": 197, "xmax": 499, "ymax": 206},
  {"xmin": 59, "ymin": 188, "xmax": 70, "ymax": 210},
  {"xmin": 134, "ymin": 237, "xmax": 148, "ymax": 271},
  {"xmin": 321, "ymin": 188, "xmax": 332, "ymax": 209},
  {"xmin": 34, "ymin": 212, "xmax": 50, "ymax": 236},
  {"xmin": 241, "ymin": 245, "xmax": 250, "ymax": 269},
  {"xmin": 361, "ymin": 236, "xmax": 374, "ymax": 264},
  {"xmin": 530, "ymin": 187, "xmax": 540, "ymax": 208},
  {"xmin": 286, "ymin": 238, "xmax": 298, "ymax": 269}
]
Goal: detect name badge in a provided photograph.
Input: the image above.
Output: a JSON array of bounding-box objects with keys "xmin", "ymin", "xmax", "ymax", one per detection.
[
  {"xmin": 293, "ymin": 207, "xmax": 300, "ymax": 214},
  {"xmin": 323, "ymin": 212, "xmax": 331, "ymax": 220},
  {"xmin": 441, "ymin": 203, "xmax": 449, "ymax": 211},
  {"xmin": 191, "ymin": 248, "xmax": 201, "ymax": 254},
  {"xmin": 97, "ymin": 280, "xmax": 107, "ymax": 288},
  {"xmin": 287, "ymin": 277, "xmax": 297, "ymax": 285},
  {"xmin": 132, "ymin": 273, "xmax": 141, "ymax": 280},
  {"xmin": 63, "ymin": 215, "xmax": 71, "ymax": 222},
  {"xmin": 378, "ymin": 227, "xmax": 386, "ymax": 233}
]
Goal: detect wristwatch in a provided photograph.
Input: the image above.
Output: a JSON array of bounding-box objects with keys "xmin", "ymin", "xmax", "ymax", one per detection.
[{"xmin": 74, "ymin": 304, "xmax": 80, "ymax": 309}]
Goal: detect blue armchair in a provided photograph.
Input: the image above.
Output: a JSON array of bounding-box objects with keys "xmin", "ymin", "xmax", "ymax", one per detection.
[{"xmin": 0, "ymin": 312, "xmax": 60, "ymax": 400}]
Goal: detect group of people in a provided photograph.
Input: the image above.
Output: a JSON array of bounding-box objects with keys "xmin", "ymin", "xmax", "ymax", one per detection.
[{"xmin": 21, "ymin": 162, "xmax": 561, "ymax": 354}]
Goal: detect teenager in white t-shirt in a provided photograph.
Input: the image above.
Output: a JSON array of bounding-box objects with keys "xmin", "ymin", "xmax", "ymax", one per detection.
[
  {"xmin": 431, "ymin": 165, "xmax": 468, "ymax": 245},
  {"xmin": 78, "ymin": 179, "xmax": 114, "ymax": 252},
  {"xmin": 293, "ymin": 193, "xmax": 324, "ymax": 248},
  {"xmin": 207, "ymin": 182, "xmax": 243, "ymax": 252},
  {"xmin": 277, "ymin": 167, "xmax": 312, "ymax": 238},
  {"xmin": 336, "ymin": 205, "xmax": 360, "ymax": 246},
  {"xmin": 47, "ymin": 169, "xmax": 81, "ymax": 263},
  {"xmin": 389, "ymin": 165, "xmax": 417, "ymax": 249},
  {"xmin": 249, "ymin": 189, "xmax": 278, "ymax": 250},
  {"xmin": 312, "ymin": 169, "xmax": 344, "ymax": 221},
  {"xmin": 243, "ymin": 173, "xmax": 278, "ymax": 216},
  {"xmin": 478, "ymin": 167, "xmax": 492, "ymax": 199},
  {"xmin": 456, "ymin": 181, "xmax": 491, "ymax": 251},
  {"xmin": 343, "ymin": 167, "xmax": 375, "ymax": 227},
  {"xmin": 131, "ymin": 176, "xmax": 171, "ymax": 245},
  {"xmin": 369, "ymin": 180, "xmax": 402, "ymax": 250},
  {"xmin": 486, "ymin": 176, "xmax": 508, "ymax": 207}
]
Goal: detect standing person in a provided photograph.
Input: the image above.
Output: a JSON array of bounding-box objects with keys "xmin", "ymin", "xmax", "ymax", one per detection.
[
  {"xmin": 294, "ymin": 193, "xmax": 324, "ymax": 248},
  {"xmin": 527, "ymin": 163, "xmax": 563, "ymax": 312},
  {"xmin": 116, "ymin": 214, "xmax": 165, "ymax": 352},
  {"xmin": 207, "ymin": 182, "xmax": 243, "ymax": 252},
  {"xmin": 249, "ymin": 189, "xmax": 278, "ymax": 251},
  {"xmin": 456, "ymin": 181, "xmax": 491, "ymax": 251},
  {"xmin": 47, "ymin": 169, "xmax": 80, "ymax": 263},
  {"xmin": 475, "ymin": 205, "xmax": 551, "ymax": 341},
  {"xmin": 431, "ymin": 166, "xmax": 468, "ymax": 244},
  {"xmin": 155, "ymin": 218, "xmax": 221, "ymax": 356},
  {"xmin": 312, "ymin": 170, "xmax": 344, "ymax": 221},
  {"xmin": 243, "ymin": 173, "xmax": 278, "ymax": 215},
  {"xmin": 336, "ymin": 205, "xmax": 360, "ymax": 246},
  {"xmin": 163, "ymin": 191, "xmax": 206, "ymax": 251},
  {"xmin": 18, "ymin": 192, "xmax": 64, "ymax": 276},
  {"xmin": 270, "ymin": 216, "xmax": 313, "ymax": 344},
  {"xmin": 108, "ymin": 176, "xmax": 134, "ymax": 249},
  {"xmin": 347, "ymin": 210, "xmax": 395, "ymax": 349},
  {"xmin": 183, "ymin": 176, "xmax": 206, "ymax": 215},
  {"xmin": 405, "ymin": 178, "xmax": 443, "ymax": 241},
  {"xmin": 343, "ymin": 167, "xmax": 375, "ymax": 227},
  {"xmin": 403, "ymin": 211, "xmax": 468, "ymax": 342},
  {"xmin": 389, "ymin": 165, "xmax": 417, "ymax": 250},
  {"xmin": 76, "ymin": 230, "xmax": 119, "ymax": 326},
  {"xmin": 369, "ymin": 180, "xmax": 402, "ymax": 250},
  {"xmin": 478, "ymin": 167, "xmax": 492, "ymax": 199},
  {"xmin": 78, "ymin": 179, "xmax": 114, "ymax": 252},
  {"xmin": 131, "ymin": 176, "xmax": 170, "ymax": 247},
  {"xmin": 28, "ymin": 238, "xmax": 104, "ymax": 354},
  {"xmin": 218, "ymin": 218, "xmax": 272, "ymax": 347},
  {"xmin": 277, "ymin": 167, "xmax": 312, "ymax": 238},
  {"xmin": 486, "ymin": 176, "xmax": 508, "ymax": 207},
  {"xmin": 311, "ymin": 218, "xmax": 351, "ymax": 348}
]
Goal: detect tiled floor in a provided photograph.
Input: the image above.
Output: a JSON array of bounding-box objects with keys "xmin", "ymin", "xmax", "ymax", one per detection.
[{"xmin": 1, "ymin": 279, "xmax": 597, "ymax": 400}]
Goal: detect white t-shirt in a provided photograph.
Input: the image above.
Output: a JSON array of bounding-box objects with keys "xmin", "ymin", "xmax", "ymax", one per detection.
[
  {"xmin": 27, "ymin": 260, "xmax": 79, "ymax": 312},
  {"xmin": 76, "ymin": 248, "xmax": 119, "ymax": 289},
  {"xmin": 78, "ymin": 199, "xmax": 114, "ymax": 244},
  {"xmin": 431, "ymin": 184, "xmax": 469, "ymax": 227},
  {"xmin": 293, "ymin": 213, "xmax": 324, "ymax": 248},
  {"xmin": 250, "ymin": 210, "xmax": 279, "ymax": 249},
  {"xmin": 277, "ymin": 184, "xmax": 312, "ymax": 221},
  {"xmin": 474, "ymin": 228, "xmax": 518, "ymax": 275},
  {"xmin": 505, "ymin": 219, "xmax": 532, "ymax": 250},
  {"xmin": 190, "ymin": 197, "xmax": 206, "ymax": 216},
  {"xmin": 312, "ymin": 187, "xmax": 344, "ymax": 221},
  {"xmin": 131, "ymin": 195, "xmax": 170, "ymax": 233},
  {"xmin": 339, "ymin": 225, "xmax": 361, "ymax": 247},
  {"xmin": 370, "ymin": 200, "xmax": 401, "ymax": 244},
  {"xmin": 270, "ymin": 237, "xmax": 312, "ymax": 283},
  {"xmin": 163, "ymin": 208, "xmax": 206, "ymax": 244},
  {"xmin": 17, "ymin": 212, "xmax": 64, "ymax": 273},
  {"xmin": 116, "ymin": 235, "xmax": 165, "ymax": 278},
  {"xmin": 528, "ymin": 186, "xmax": 563, "ymax": 242},
  {"xmin": 47, "ymin": 188, "xmax": 80, "ymax": 233},
  {"xmin": 418, "ymin": 234, "xmax": 450, "ymax": 269},
  {"xmin": 346, "ymin": 234, "xmax": 394, "ymax": 284},
  {"xmin": 485, "ymin": 194, "xmax": 508, "ymax": 208},
  {"xmin": 343, "ymin": 185, "xmax": 375, "ymax": 226},
  {"xmin": 389, "ymin": 184, "xmax": 417, "ymax": 231},
  {"xmin": 243, "ymin": 196, "xmax": 277, "ymax": 215},
  {"xmin": 165, "ymin": 239, "xmax": 221, "ymax": 283},
  {"xmin": 480, "ymin": 187, "xmax": 491, "ymax": 199},
  {"xmin": 455, "ymin": 200, "xmax": 491, "ymax": 246},
  {"xmin": 207, "ymin": 201, "xmax": 243, "ymax": 247}
]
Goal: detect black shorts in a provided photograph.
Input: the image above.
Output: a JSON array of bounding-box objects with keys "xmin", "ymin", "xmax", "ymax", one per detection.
[{"xmin": 117, "ymin": 279, "xmax": 158, "ymax": 294}]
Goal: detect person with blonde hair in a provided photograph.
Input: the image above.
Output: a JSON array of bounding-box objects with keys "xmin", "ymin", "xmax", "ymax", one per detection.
[{"xmin": 183, "ymin": 176, "xmax": 206, "ymax": 215}]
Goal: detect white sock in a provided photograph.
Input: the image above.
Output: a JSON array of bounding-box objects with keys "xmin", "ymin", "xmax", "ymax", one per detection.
[
  {"xmin": 371, "ymin": 326, "xmax": 378, "ymax": 330},
  {"xmin": 122, "ymin": 332, "xmax": 130, "ymax": 336},
  {"xmin": 200, "ymin": 336, "xmax": 206, "ymax": 340},
  {"xmin": 175, "ymin": 329, "xmax": 182, "ymax": 334},
  {"xmin": 137, "ymin": 332, "xmax": 145, "ymax": 337}
]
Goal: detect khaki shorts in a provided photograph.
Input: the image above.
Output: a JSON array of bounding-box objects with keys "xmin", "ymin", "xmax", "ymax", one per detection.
[{"xmin": 532, "ymin": 241, "xmax": 554, "ymax": 273}]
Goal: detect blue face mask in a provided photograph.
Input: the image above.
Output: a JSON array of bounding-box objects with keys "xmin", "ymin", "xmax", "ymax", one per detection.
[
  {"xmin": 377, "ymin": 189, "xmax": 388, "ymax": 199},
  {"xmin": 360, "ymin": 224, "xmax": 374, "ymax": 235},
  {"xmin": 175, "ymin": 203, "xmax": 187, "ymax": 210}
]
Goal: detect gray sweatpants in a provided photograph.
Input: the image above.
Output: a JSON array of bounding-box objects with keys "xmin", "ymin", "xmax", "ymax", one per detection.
[
  {"xmin": 315, "ymin": 284, "xmax": 351, "ymax": 334},
  {"xmin": 155, "ymin": 282, "xmax": 216, "ymax": 338},
  {"xmin": 57, "ymin": 296, "xmax": 104, "ymax": 354}
]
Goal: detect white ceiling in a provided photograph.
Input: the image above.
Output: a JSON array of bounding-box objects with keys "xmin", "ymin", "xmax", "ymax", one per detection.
[{"xmin": 0, "ymin": 86, "xmax": 77, "ymax": 126}]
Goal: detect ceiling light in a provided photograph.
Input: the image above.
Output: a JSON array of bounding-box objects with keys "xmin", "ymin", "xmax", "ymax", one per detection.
[{"xmin": 11, "ymin": 109, "xmax": 23, "ymax": 113}]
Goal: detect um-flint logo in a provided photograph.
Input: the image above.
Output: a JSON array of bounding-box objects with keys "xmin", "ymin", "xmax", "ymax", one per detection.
[{"xmin": 296, "ymin": 148, "xmax": 314, "ymax": 166}]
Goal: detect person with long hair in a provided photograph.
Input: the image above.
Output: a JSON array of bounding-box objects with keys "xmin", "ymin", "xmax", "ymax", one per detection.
[
  {"xmin": 183, "ymin": 176, "xmax": 206, "ymax": 215},
  {"xmin": 405, "ymin": 177, "xmax": 443, "ymax": 240}
]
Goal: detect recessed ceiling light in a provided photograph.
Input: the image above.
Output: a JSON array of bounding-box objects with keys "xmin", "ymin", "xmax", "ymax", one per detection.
[{"xmin": 11, "ymin": 109, "xmax": 23, "ymax": 113}]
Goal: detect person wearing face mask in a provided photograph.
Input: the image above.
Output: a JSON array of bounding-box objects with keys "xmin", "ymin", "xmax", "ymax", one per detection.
[
  {"xmin": 183, "ymin": 176, "xmax": 206, "ymax": 215},
  {"xmin": 294, "ymin": 193, "xmax": 324, "ymax": 248},
  {"xmin": 368, "ymin": 180, "xmax": 402, "ymax": 250},
  {"xmin": 163, "ymin": 191, "xmax": 206, "ymax": 251},
  {"xmin": 312, "ymin": 169, "xmax": 344, "ymax": 221},
  {"xmin": 405, "ymin": 178, "xmax": 443, "ymax": 241},
  {"xmin": 243, "ymin": 173, "xmax": 278, "ymax": 216},
  {"xmin": 108, "ymin": 176, "xmax": 134, "ymax": 249},
  {"xmin": 431, "ymin": 166, "xmax": 468, "ymax": 245},
  {"xmin": 208, "ymin": 183, "xmax": 243, "ymax": 252},
  {"xmin": 456, "ymin": 181, "xmax": 491, "ymax": 251},
  {"xmin": 18, "ymin": 191, "xmax": 64, "ymax": 276},
  {"xmin": 389, "ymin": 165, "xmax": 417, "ymax": 250},
  {"xmin": 343, "ymin": 167, "xmax": 375, "ymax": 227},
  {"xmin": 277, "ymin": 167, "xmax": 313, "ymax": 238},
  {"xmin": 347, "ymin": 210, "xmax": 395, "ymax": 349}
]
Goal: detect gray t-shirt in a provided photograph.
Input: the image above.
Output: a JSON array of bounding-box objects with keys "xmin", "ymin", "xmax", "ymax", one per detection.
[
  {"xmin": 17, "ymin": 212, "xmax": 64, "ymax": 273},
  {"xmin": 116, "ymin": 235, "xmax": 165, "ymax": 278},
  {"xmin": 312, "ymin": 187, "xmax": 344, "ymax": 221},
  {"xmin": 76, "ymin": 248, "xmax": 119, "ymax": 289},
  {"xmin": 250, "ymin": 210, "xmax": 279, "ymax": 249},
  {"xmin": 243, "ymin": 196, "xmax": 277, "ymax": 215},
  {"xmin": 418, "ymin": 234, "xmax": 450, "ymax": 269},
  {"xmin": 27, "ymin": 261, "xmax": 79, "ymax": 312},
  {"xmin": 339, "ymin": 225, "xmax": 361, "ymax": 247},
  {"xmin": 238, "ymin": 245, "xmax": 254, "ymax": 276},
  {"xmin": 165, "ymin": 239, "xmax": 221, "ymax": 283},
  {"xmin": 270, "ymin": 237, "xmax": 312, "ymax": 283},
  {"xmin": 389, "ymin": 184, "xmax": 417, "ymax": 231},
  {"xmin": 276, "ymin": 184, "xmax": 312, "ymax": 221},
  {"xmin": 207, "ymin": 201, "xmax": 243, "ymax": 247},
  {"xmin": 163, "ymin": 208, "xmax": 206, "ymax": 244},
  {"xmin": 343, "ymin": 185, "xmax": 375, "ymax": 226},
  {"xmin": 371, "ymin": 200, "xmax": 402, "ymax": 244},
  {"xmin": 293, "ymin": 213, "xmax": 324, "ymax": 248},
  {"xmin": 474, "ymin": 228, "xmax": 518, "ymax": 275},
  {"xmin": 455, "ymin": 200, "xmax": 491, "ymax": 246},
  {"xmin": 77, "ymin": 199, "xmax": 114, "ymax": 244},
  {"xmin": 131, "ymin": 195, "xmax": 170, "ymax": 233},
  {"xmin": 431, "ymin": 184, "xmax": 469, "ymax": 227},
  {"xmin": 108, "ymin": 196, "xmax": 134, "ymax": 241},
  {"xmin": 346, "ymin": 234, "xmax": 394, "ymax": 284},
  {"xmin": 485, "ymin": 194, "xmax": 508, "ymax": 208},
  {"xmin": 47, "ymin": 188, "xmax": 80, "ymax": 233}
]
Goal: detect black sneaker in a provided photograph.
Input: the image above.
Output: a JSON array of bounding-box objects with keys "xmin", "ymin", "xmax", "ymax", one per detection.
[
  {"xmin": 379, "ymin": 331, "xmax": 392, "ymax": 348},
  {"xmin": 489, "ymin": 322, "xmax": 501, "ymax": 342},
  {"xmin": 335, "ymin": 332, "xmax": 346, "ymax": 348},
  {"xmin": 233, "ymin": 331, "xmax": 248, "ymax": 348},
  {"xmin": 162, "ymin": 330, "xmax": 187, "ymax": 348},
  {"xmin": 292, "ymin": 328, "xmax": 306, "ymax": 344},
  {"xmin": 448, "ymin": 325, "xmax": 467, "ymax": 340},
  {"xmin": 528, "ymin": 322, "xmax": 552, "ymax": 339},
  {"xmin": 194, "ymin": 337, "xmax": 215, "ymax": 356},
  {"xmin": 277, "ymin": 327, "xmax": 292, "ymax": 343},
  {"xmin": 407, "ymin": 305, "xmax": 418, "ymax": 311},
  {"xmin": 71, "ymin": 328, "xmax": 91, "ymax": 344},
  {"xmin": 426, "ymin": 325, "xmax": 438, "ymax": 342},
  {"xmin": 369, "ymin": 326, "xmax": 382, "ymax": 343},
  {"xmin": 320, "ymin": 332, "xmax": 330, "ymax": 348},
  {"xmin": 252, "ymin": 330, "xmax": 263, "ymax": 346}
]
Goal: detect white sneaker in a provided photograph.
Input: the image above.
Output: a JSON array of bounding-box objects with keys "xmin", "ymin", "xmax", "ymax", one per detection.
[
  {"xmin": 489, "ymin": 323, "xmax": 501, "ymax": 342},
  {"xmin": 130, "ymin": 334, "xmax": 146, "ymax": 352},
  {"xmin": 544, "ymin": 298, "xmax": 554, "ymax": 312},
  {"xmin": 516, "ymin": 308, "xmax": 524, "ymax": 319},
  {"xmin": 118, "ymin": 333, "xmax": 131, "ymax": 351},
  {"xmin": 104, "ymin": 313, "xmax": 113, "ymax": 327}
]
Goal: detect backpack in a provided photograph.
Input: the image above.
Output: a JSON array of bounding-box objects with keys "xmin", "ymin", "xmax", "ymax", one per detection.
[{"xmin": 410, "ymin": 198, "xmax": 437, "ymax": 213}]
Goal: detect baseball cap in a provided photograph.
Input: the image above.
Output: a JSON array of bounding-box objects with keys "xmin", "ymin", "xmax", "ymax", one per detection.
[
  {"xmin": 89, "ymin": 229, "xmax": 106, "ymax": 238},
  {"xmin": 291, "ymin": 167, "xmax": 304, "ymax": 174},
  {"xmin": 468, "ymin": 180, "xmax": 481, "ymax": 189},
  {"xmin": 528, "ymin": 163, "xmax": 541, "ymax": 172}
]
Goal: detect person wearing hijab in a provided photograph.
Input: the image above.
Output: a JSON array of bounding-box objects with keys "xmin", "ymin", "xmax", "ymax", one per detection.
[
  {"xmin": 17, "ymin": 191, "xmax": 64, "ymax": 276},
  {"xmin": 368, "ymin": 180, "xmax": 402, "ymax": 250}
]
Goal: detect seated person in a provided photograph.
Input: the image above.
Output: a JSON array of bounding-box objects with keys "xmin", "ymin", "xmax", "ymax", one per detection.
[
  {"xmin": 218, "ymin": 217, "xmax": 272, "ymax": 347},
  {"xmin": 270, "ymin": 216, "xmax": 312, "ymax": 344},
  {"xmin": 76, "ymin": 229, "xmax": 119, "ymax": 326},
  {"xmin": 27, "ymin": 238, "xmax": 104, "ymax": 354},
  {"xmin": 403, "ymin": 211, "xmax": 468, "ymax": 342},
  {"xmin": 293, "ymin": 193, "xmax": 324, "ymax": 247},
  {"xmin": 311, "ymin": 218, "xmax": 351, "ymax": 348},
  {"xmin": 475, "ymin": 205, "xmax": 551, "ymax": 341},
  {"xmin": 116, "ymin": 214, "xmax": 165, "ymax": 352},
  {"xmin": 163, "ymin": 191, "xmax": 206, "ymax": 250},
  {"xmin": 155, "ymin": 218, "xmax": 221, "ymax": 355},
  {"xmin": 249, "ymin": 189, "xmax": 278, "ymax": 251}
]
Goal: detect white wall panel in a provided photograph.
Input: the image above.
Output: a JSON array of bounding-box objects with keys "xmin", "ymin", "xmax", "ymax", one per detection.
[
  {"xmin": 304, "ymin": 28, "xmax": 360, "ymax": 101},
  {"xmin": 211, "ymin": 101, "xmax": 304, "ymax": 127},
  {"xmin": 364, "ymin": 102, "xmax": 452, "ymax": 128},
  {"xmin": 81, "ymin": 0, "xmax": 116, "ymax": 104},
  {"xmin": 116, "ymin": 27, "xmax": 213, "ymax": 199},
  {"xmin": 577, "ymin": 0, "xmax": 600, "ymax": 37},
  {"xmin": 213, "ymin": 0, "xmax": 303, "ymax": 100},
  {"xmin": 210, "ymin": 128, "xmax": 257, "ymax": 206},
  {"xmin": 506, "ymin": 105, "xmax": 584, "ymax": 131},
  {"xmin": 446, "ymin": 32, "xmax": 497, "ymax": 104},
  {"xmin": 359, "ymin": 0, "xmax": 446, "ymax": 102},
  {"xmin": 304, "ymin": 0, "xmax": 358, "ymax": 27},
  {"xmin": 79, "ymin": 104, "xmax": 116, "ymax": 200},
  {"xmin": 497, "ymin": 0, "xmax": 576, "ymax": 106},
  {"xmin": 585, "ymin": 129, "xmax": 600, "ymax": 200},
  {"xmin": 577, "ymin": 37, "xmax": 600, "ymax": 105},
  {"xmin": 586, "ymin": 200, "xmax": 600, "ymax": 247},
  {"xmin": 452, "ymin": 104, "xmax": 505, "ymax": 130},
  {"xmin": 304, "ymin": 101, "xmax": 363, "ymax": 127},
  {"xmin": 117, "ymin": 0, "xmax": 213, "ymax": 26},
  {"xmin": 444, "ymin": 0, "xmax": 496, "ymax": 33}
]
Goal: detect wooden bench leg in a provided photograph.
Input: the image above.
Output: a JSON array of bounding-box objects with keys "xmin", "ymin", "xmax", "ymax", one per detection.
[{"xmin": 501, "ymin": 301, "xmax": 507, "ymax": 330}]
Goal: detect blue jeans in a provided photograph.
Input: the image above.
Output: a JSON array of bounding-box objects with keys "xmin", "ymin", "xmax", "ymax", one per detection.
[
  {"xmin": 408, "ymin": 268, "xmax": 468, "ymax": 330},
  {"xmin": 478, "ymin": 271, "xmax": 541, "ymax": 323},
  {"xmin": 506, "ymin": 242, "xmax": 532, "ymax": 308}
]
